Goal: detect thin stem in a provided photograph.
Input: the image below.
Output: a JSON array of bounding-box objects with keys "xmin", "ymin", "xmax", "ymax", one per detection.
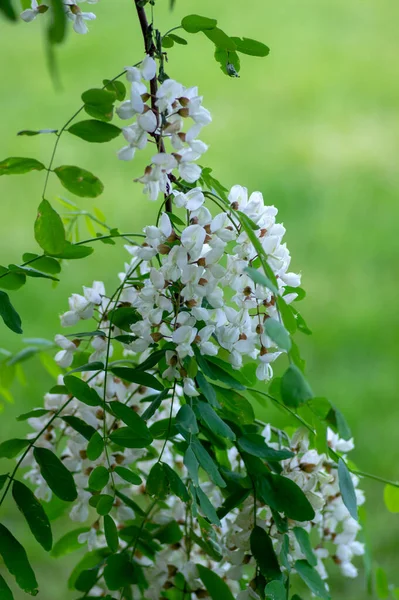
[
  {"xmin": 248, "ymin": 387, "xmax": 315, "ymax": 434},
  {"xmin": 133, "ymin": 0, "xmax": 172, "ymax": 212},
  {"xmin": 0, "ymin": 371, "xmax": 101, "ymax": 509}
]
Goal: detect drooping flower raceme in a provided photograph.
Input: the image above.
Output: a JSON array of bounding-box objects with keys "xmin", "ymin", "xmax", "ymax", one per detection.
[{"xmin": 7, "ymin": 50, "xmax": 367, "ymax": 600}]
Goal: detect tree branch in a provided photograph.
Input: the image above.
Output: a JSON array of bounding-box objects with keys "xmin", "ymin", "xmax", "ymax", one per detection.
[{"xmin": 134, "ymin": 0, "xmax": 173, "ymax": 212}]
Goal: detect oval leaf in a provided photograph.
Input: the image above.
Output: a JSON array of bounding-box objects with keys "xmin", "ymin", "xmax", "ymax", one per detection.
[
  {"xmin": 294, "ymin": 560, "xmax": 330, "ymax": 600},
  {"xmin": 0, "ymin": 157, "xmax": 45, "ymax": 175},
  {"xmin": 0, "ymin": 438, "xmax": 29, "ymax": 458},
  {"xmin": 265, "ymin": 318, "xmax": 291, "ymax": 351},
  {"xmin": 281, "ymin": 364, "xmax": 313, "ymax": 408},
  {"xmin": 104, "ymin": 514, "xmax": 119, "ymax": 553},
  {"xmin": 250, "ymin": 525, "xmax": 281, "ymax": 581},
  {"xmin": 33, "ymin": 447, "xmax": 77, "ymax": 502},
  {"xmin": 197, "ymin": 564, "xmax": 235, "ymax": 600},
  {"xmin": 338, "ymin": 458, "xmax": 358, "ymax": 520},
  {"xmin": 64, "ymin": 375, "xmax": 102, "ymax": 407},
  {"xmin": 181, "ymin": 14, "xmax": 217, "ymax": 33},
  {"xmin": 0, "ymin": 291, "xmax": 22, "ymax": 334},
  {"xmin": 54, "ymin": 165, "xmax": 104, "ymax": 198},
  {"xmin": 12, "ymin": 480, "xmax": 53, "ymax": 551},
  {"xmin": 0, "ymin": 523, "xmax": 38, "ymax": 596},
  {"xmin": 109, "ymin": 426, "xmax": 152, "ymax": 449},
  {"xmin": 34, "ymin": 199, "xmax": 65, "ymax": 255},
  {"xmin": 68, "ymin": 120, "xmax": 121, "ymax": 143}
]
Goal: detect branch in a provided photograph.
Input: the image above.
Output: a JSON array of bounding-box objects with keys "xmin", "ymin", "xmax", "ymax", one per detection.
[{"xmin": 133, "ymin": 0, "xmax": 173, "ymax": 213}]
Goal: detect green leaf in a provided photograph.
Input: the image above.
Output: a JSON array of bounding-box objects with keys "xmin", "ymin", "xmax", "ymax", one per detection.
[
  {"xmin": 0, "ymin": 0, "xmax": 17, "ymax": 21},
  {"xmin": 238, "ymin": 434, "xmax": 293, "ymax": 461},
  {"xmin": 109, "ymin": 426, "xmax": 153, "ymax": 449},
  {"xmin": 181, "ymin": 14, "xmax": 217, "ymax": 33},
  {"xmin": 33, "ymin": 447, "xmax": 77, "ymax": 502},
  {"xmin": 293, "ymin": 527, "xmax": 317, "ymax": 567},
  {"xmin": 109, "ymin": 401, "xmax": 152, "ymax": 440},
  {"xmin": 17, "ymin": 129, "xmax": 57, "ymax": 136},
  {"xmin": 114, "ymin": 490, "xmax": 145, "ymax": 516},
  {"xmin": 196, "ymin": 486, "xmax": 221, "ymax": 526},
  {"xmin": 244, "ymin": 266, "xmax": 279, "ymax": 295},
  {"xmin": 0, "ymin": 438, "xmax": 29, "ymax": 458},
  {"xmin": 0, "ymin": 266, "xmax": 26, "ymax": 290},
  {"xmin": 86, "ymin": 431, "xmax": 104, "ymax": 460},
  {"xmin": 103, "ymin": 79, "xmax": 126, "ymax": 101},
  {"xmin": 0, "ymin": 157, "xmax": 45, "ymax": 176},
  {"xmin": 162, "ymin": 36, "xmax": 174, "ymax": 48},
  {"xmin": 0, "ymin": 573, "xmax": 13, "ymax": 600},
  {"xmin": 34, "ymin": 199, "xmax": 66, "ymax": 255},
  {"xmin": 104, "ymin": 515, "xmax": 119, "ymax": 553},
  {"xmin": 184, "ymin": 446, "xmax": 199, "ymax": 485},
  {"xmin": 153, "ymin": 520, "xmax": 183, "ymax": 544},
  {"xmin": 191, "ymin": 438, "xmax": 226, "ymax": 488},
  {"xmin": 281, "ymin": 365, "xmax": 313, "ymax": 408},
  {"xmin": 205, "ymin": 358, "xmax": 245, "ymax": 390},
  {"xmin": 204, "ymin": 28, "xmax": 236, "ymax": 50},
  {"xmin": 146, "ymin": 463, "xmax": 170, "ymax": 499},
  {"xmin": 12, "ymin": 480, "xmax": 52, "ymax": 551},
  {"xmin": 88, "ymin": 466, "xmax": 109, "ymax": 491},
  {"xmin": 383, "ymin": 484, "xmax": 399, "ymax": 513},
  {"xmin": 338, "ymin": 458, "xmax": 358, "ymax": 520},
  {"xmin": 265, "ymin": 581, "xmax": 286, "ymax": 600},
  {"xmin": 162, "ymin": 463, "xmax": 189, "ymax": 502},
  {"xmin": 0, "ymin": 291, "xmax": 22, "ymax": 334},
  {"xmin": 176, "ymin": 404, "xmax": 199, "ymax": 435},
  {"xmin": 169, "ymin": 33, "xmax": 188, "ymax": 45},
  {"xmin": 82, "ymin": 88, "xmax": 116, "ymax": 105},
  {"xmin": 110, "ymin": 367, "xmax": 164, "ymax": 391},
  {"xmin": 0, "ymin": 523, "xmax": 38, "ymax": 595},
  {"xmin": 103, "ymin": 553, "xmax": 137, "ymax": 590},
  {"xmin": 51, "ymin": 527, "xmax": 90, "ymax": 557},
  {"xmin": 62, "ymin": 416, "xmax": 97, "ymax": 441},
  {"xmin": 0, "ymin": 474, "xmax": 9, "ymax": 491},
  {"xmin": 114, "ymin": 466, "xmax": 141, "ymax": 486},
  {"xmin": 53, "ymin": 241, "xmax": 94, "ymax": 259},
  {"xmin": 294, "ymin": 560, "xmax": 330, "ymax": 600},
  {"xmin": 250, "ymin": 526, "xmax": 281, "ymax": 581},
  {"xmin": 48, "ymin": 0, "xmax": 67, "ymax": 44},
  {"xmin": 195, "ymin": 371, "xmax": 220, "ymax": 407},
  {"xmin": 215, "ymin": 386, "xmax": 255, "ymax": 425},
  {"xmin": 91, "ymin": 494, "xmax": 114, "ymax": 516},
  {"xmin": 265, "ymin": 318, "xmax": 291, "ymax": 351},
  {"xmin": 141, "ymin": 389, "xmax": 169, "ymax": 421},
  {"xmin": 231, "ymin": 37, "xmax": 270, "ymax": 57},
  {"xmin": 375, "ymin": 566, "xmax": 389, "ymax": 599},
  {"xmin": 258, "ymin": 474, "xmax": 315, "ymax": 522},
  {"xmin": 9, "ymin": 264, "xmax": 58, "ymax": 282},
  {"xmin": 64, "ymin": 375, "xmax": 102, "ymax": 406},
  {"xmin": 196, "ymin": 564, "xmax": 235, "ymax": 600},
  {"xmin": 195, "ymin": 401, "xmax": 235, "ymax": 440},
  {"xmin": 68, "ymin": 120, "xmax": 121, "ymax": 143},
  {"xmin": 75, "ymin": 566, "xmax": 99, "ymax": 592},
  {"xmin": 54, "ymin": 165, "xmax": 104, "ymax": 198}
]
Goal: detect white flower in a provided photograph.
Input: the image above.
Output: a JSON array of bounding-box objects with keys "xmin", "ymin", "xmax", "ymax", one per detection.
[
  {"xmin": 78, "ymin": 528, "xmax": 97, "ymax": 551},
  {"xmin": 156, "ymin": 79, "xmax": 184, "ymax": 113},
  {"xmin": 183, "ymin": 378, "xmax": 199, "ymax": 397},
  {"xmin": 173, "ymin": 187, "xmax": 204, "ymax": 211},
  {"xmin": 67, "ymin": 5, "xmax": 96, "ymax": 34},
  {"xmin": 20, "ymin": 0, "xmax": 47, "ymax": 22},
  {"xmin": 172, "ymin": 325, "xmax": 197, "ymax": 359},
  {"xmin": 54, "ymin": 335, "xmax": 78, "ymax": 368}
]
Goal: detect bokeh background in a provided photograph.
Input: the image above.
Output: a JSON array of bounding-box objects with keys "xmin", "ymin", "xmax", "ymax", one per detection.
[{"xmin": 1, "ymin": 0, "xmax": 399, "ymax": 598}]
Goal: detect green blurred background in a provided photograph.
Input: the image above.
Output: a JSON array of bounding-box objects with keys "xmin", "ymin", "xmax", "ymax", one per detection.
[{"xmin": 1, "ymin": 0, "xmax": 399, "ymax": 597}]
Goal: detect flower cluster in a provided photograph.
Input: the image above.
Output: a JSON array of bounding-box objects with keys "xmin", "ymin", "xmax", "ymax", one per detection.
[
  {"xmin": 21, "ymin": 0, "xmax": 98, "ymax": 34},
  {"xmin": 117, "ymin": 64, "xmax": 211, "ymax": 200},
  {"xmin": 59, "ymin": 185, "xmax": 299, "ymax": 383}
]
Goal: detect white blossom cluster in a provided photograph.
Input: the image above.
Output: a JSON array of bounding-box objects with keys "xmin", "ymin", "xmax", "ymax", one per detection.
[
  {"xmin": 20, "ymin": 368, "xmax": 365, "ymax": 599},
  {"xmin": 59, "ymin": 185, "xmax": 299, "ymax": 383},
  {"xmin": 21, "ymin": 0, "xmax": 98, "ymax": 34},
  {"xmin": 116, "ymin": 61, "xmax": 211, "ymax": 200}
]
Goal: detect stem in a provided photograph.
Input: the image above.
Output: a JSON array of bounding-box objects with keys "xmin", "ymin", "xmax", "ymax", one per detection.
[
  {"xmin": 0, "ymin": 371, "xmax": 101, "ymax": 510},
  {"xmin": 133, "ymin": 0, "xmax": 172, "ymax": 212},
  {"xmin": 248, "ymin": 387, "xmax": 315, "ymax": 434}
]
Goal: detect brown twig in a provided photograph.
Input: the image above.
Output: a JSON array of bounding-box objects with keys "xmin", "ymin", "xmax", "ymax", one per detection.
[{"xmin": 134, "ymin": 0, "xmax": 173, "ymax": 212}]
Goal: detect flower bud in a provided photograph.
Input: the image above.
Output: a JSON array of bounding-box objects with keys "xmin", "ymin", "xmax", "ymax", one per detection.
[{"xmin": 158, "ymin": 244, "xmax": 171, "ymax": 255}]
